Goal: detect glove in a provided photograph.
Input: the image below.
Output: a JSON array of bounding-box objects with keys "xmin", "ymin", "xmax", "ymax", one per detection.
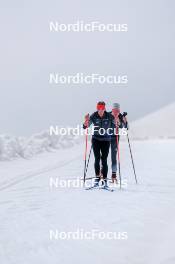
[{"xmin": 84, "ymin": 114, "xmax": 90, "ymax": 128}]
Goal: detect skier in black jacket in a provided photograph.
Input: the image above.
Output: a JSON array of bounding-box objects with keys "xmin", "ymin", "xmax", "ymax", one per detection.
[{"xmin": 83, "ymin": 101, "xmax": 115, "ymax": 187}]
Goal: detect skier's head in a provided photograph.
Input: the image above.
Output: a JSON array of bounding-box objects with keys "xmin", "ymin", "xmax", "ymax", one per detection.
[
  {"xmin": 112, "ymin": 103, "xmax": 120, "ymax": 116},
  {"xmin": 97, "ymin": 101, "xmax": 106, "ymax": 115}
]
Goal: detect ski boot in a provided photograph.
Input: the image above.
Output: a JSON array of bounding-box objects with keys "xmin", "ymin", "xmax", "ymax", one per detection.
[
  {"xmin": 103, "ymin": 178, "xmax": 108, "ymax": 188},
  {"xmin": 111, "ymin": 172, "xmax": 118, "ymax": 184},
  {"xmin": 101, "ymin": 178, "xmax": 110, "ymax": 190},
  {"xmin": 93, "ymin": 176, "xmax": 100, "ymax": 187}
]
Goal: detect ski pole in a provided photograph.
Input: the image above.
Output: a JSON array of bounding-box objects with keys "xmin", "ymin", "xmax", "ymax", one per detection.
[
  {"xmin": 122, "ymin": 112, "xmax": 138, "ymax": 184},
  {"xmin": 127, "ymin": 132, "xmax": 138, "ymax": 184},
  {"xmin": 83, "ymin": 130, "xmax": 88, "ymax": 187},
  {"xmin": 85, "ymin": 143, "xmax": 92, "ymax": 176},
  {"xmin": 116, "ymin": 125, "xmax": 122, "ymax": 189}
]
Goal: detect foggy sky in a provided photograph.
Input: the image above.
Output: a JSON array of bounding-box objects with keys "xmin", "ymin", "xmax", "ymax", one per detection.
[{"xmin": 0, "ymin": 0, "xmax": 175, "ymax": 136}]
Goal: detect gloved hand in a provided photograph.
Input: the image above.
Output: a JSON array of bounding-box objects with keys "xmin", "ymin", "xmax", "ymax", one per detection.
[{"xmin": 84, "ymin": 114, "xmax": 90, "ymax": 128}]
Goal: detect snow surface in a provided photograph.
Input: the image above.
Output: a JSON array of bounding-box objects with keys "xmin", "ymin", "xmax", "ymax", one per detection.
[
  {"xmin": 130, "ymin": 103, "xmax": 175, "ymax": 139},
  {"xmin": 0, "ymin": 139, "xmax": 175, "ymax": 264}
]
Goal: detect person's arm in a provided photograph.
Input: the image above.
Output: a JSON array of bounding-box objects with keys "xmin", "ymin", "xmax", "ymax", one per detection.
[
  {"xmin": 83, "ymin": 114, "xmax": 93, "ymax": 129},
  {"xmin": 123, "ymin": 115, "xmax": 129, "ymax": 129},
  {"xmin": 118, "ymin": 113, "xmax": 124, "ymax": 128},
  {"xmin": 122, "ymin": 112, "xmax": 129, "ymax": 129}
]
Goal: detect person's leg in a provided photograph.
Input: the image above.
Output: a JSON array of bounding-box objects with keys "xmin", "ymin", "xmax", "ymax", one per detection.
[
  {"xmin": 101, "ymin": 141, "xmax": 110, "ymax": 183},
  {"xmin": 92, "ymin": 138, "xmax": 101, "ymax": 185},
  {"xmin": 111, "ymin": 137, "xmax": 117, "ymax": 174}
]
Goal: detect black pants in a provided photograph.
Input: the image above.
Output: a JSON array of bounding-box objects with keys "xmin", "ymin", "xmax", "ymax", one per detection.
[{"xmin": 92, "ymin": 138, "xmax": 110, "ymax": 179}]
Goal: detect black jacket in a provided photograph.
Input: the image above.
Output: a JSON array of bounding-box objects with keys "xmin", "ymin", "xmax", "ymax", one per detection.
[{"xmin": 83, "ymin": 111, "xmax": 115, "ymax": 141}]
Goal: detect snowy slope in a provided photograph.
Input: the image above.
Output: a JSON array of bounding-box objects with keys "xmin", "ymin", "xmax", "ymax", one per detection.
[
  {"xmin": 0, "ymin": 130, "xmax": 82, "ymax": 161},
  {"xmin": 130, "ymin": 103, "xmax": 175, "ymax": 139},
  {"xmin": 0, "ymin": 139, "xmax": 175, "ymax": 264}
]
